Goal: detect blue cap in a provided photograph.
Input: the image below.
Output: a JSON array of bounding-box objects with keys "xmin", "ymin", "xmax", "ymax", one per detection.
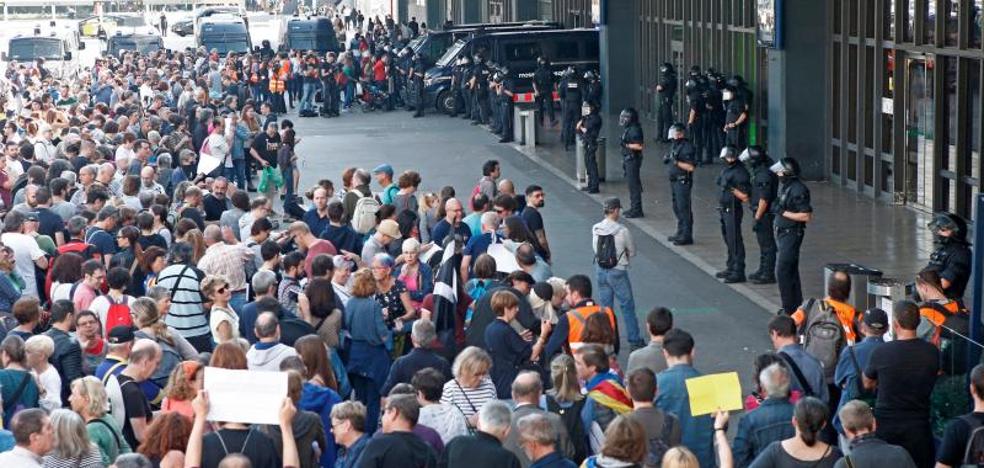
[{"xmin": 372, "ymin": 164, "xmax": 394, "ymax": 177}]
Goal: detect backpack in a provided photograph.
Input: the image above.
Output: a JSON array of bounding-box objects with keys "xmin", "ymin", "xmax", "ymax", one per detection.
[
  {"xmin": 799, "ymin": 299, "xmax": 845, "ymax": 381},
  {"xmin": 545, "ymin": 394, "xmax": 589, "ymax": 464},
  {"xmin": 0, "ymin": 312, "xmax": 18, "ymax": 343},
  {"xmin": 351, "ymin": 194, "xmax": 380, "ymax": 234},
  {"xmin": 104, "ymin": 296, "xmax": 133, "ymax": 331},
  {"xmin": 643, "ymin": 413, "xmax": 677, "ymax": 468},
  {"xmin": 919, "ymin": 301, "xmax": 972, "ymax": 375},
  {"xmin": 961, "ymin": 415, "xmax": 984, "ymax": 467},
  {"xmin": 464, "ymin": 279, "xmax": 491, "ymax": 325},
  {"xmin": 134, "ymin": 330, "xmax": 182, "ymax": 389},
  {"xmin": 594, "ymin": 233, "xmax": 622, "ymax": 269}
]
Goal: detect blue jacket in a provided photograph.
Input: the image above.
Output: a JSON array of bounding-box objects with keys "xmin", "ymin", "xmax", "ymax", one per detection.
[
  {"xmin": 300, "ymin": 382, "xmax": 342, "ymax": 468},
  {"xmin": 656, "ymin": 364, "xmax": 714, "ymax": 468},
  {"xmin": 732, "ymin": 397, "xmax": 795, "ymax": 468},
  {"xmin": 529, "ymin": 452, "xmax": 577, "ymax": 468},
  {"xmin": 833, "ymin": 336, "xmax": 884, "ymax": 431},
  {"xmin": 231, "ymin": 123, "xmax": 250, "ymax": 161},
  {"xmin": 778, "ymin": 343, "xmax": 829, "ymax": 403},
  {"xmin": 334, "ymin": 431, "xmax": 369, "ymax": 468}
]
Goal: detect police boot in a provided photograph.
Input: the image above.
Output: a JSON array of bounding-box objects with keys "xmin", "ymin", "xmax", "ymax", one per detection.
[
  {"xmin": 723, "ymin": 273, "xmax": 746, "ymax": 284},
  {"xmin": 751, "ymin": 274, "xmax": 776, "ymax": 285},
  {"xmin": 715, "ymin": 270, "xmax": 732, "ymax": 278},
  {"xmin": 747, "ymin": 270, "xmax": 762, "ymax": 281}
]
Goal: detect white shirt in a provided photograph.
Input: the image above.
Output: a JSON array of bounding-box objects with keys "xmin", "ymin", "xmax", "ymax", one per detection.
[
  {"xmin": 1, "ymin": 232, "xmax": 45, "ymax": 299},
  {"xmin": 35, "ymin": 365, "xmax": 62, "ymax": 412},
  {"xmin": 0, "ymin": 446, "xmax": 42, "ymax": 467},
  {"xmin": 209, "ymin": 305, "xmax": 240, "ymax": 344}
]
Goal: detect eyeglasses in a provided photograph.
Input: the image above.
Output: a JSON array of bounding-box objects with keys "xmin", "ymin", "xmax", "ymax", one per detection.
[{"xmin": 216, "ymin": 286, "xmax": 228, "ymax": 294}]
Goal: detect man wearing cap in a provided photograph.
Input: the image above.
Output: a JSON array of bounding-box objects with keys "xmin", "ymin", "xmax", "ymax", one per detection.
[
  {"xmin": 94, "ymin": 325, "xmax": 135, "ymax": 429},
  {"xmin": 362, "ymin": 219, "xmax": 402, "ymax": 264},
  {"xmin": 833, "ymin": 308, "xmax": 887, "ymax": 432},
  {"xmin": 373, "ymin": 164, "xmax": 398, "ymax": 206},
  {"xmin": 591, "ymin": 198, "xmax": 643, "ymax": 349}
]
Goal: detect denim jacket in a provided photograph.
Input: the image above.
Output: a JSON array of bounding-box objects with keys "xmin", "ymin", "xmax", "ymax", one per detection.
[
  {"xmin": 231, "ymin": 122, "xmax": 250, "ymax": 161},
  {"xmin": 732, "ymin": 397, "xmax": 795, "ymax": 468}
]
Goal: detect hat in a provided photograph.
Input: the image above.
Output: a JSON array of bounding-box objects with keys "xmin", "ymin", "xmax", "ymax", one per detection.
[
  {"xmin": 862, "ymin": 308, "xmax": 888, "ymax": 331},
  {"xmin": 333, "ymin": 254, "xmax": 354, "ymax": 270},
  {"xmin": 603, "ymin": 197, "xmax": 622, "ymax": 211},
  {"xmin": 108, "ymin": 325, "xmax": 135, "ymax": 344},
  {"xmin": 372, "ymin": 163, "xmax": 394, "ymax": 177},
  {"xmin": 23, "ymin": 211, "xmax": 38, "ymax": 222},
  {"xmin": 377, "ymin": 219, "xmax": 402, "ymax": 239}
]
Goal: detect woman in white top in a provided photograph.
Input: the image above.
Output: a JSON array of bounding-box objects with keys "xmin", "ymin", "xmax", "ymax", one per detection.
[
  {"xmin": 204, "ymin": 117, "xmax": 231, "ymax": 173},
  {"xmin": 202, "ymin": 275, "xmax": 239, "ymax": 345},
  {"xmin": 440, "ymin": 346, "xmax": 498, "ymax": 427},
  {"xmin": 25, "ymin": 335, "xmax": 61, "ymax": 412},
  {"xmin": 32, "ymin": 124, "xmax": 57, "ymax": 164},
  {"xmin": 49, "ymin": 252, "xmax": 85, "ymax": 303}
]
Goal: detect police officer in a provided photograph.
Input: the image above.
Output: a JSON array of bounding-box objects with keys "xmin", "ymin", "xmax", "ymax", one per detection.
[
  {"xmin": 489, "ymin": 69, "xmax": 503, "ymax": 135},
  {"xmin": 705, "ymin": 71, "xmax": 727, "ymax": 157},
  {"xmin": 715, "ymin": 145, "xmax": 751, "ymax": 283},
  {"xmin": 740, "ymin": 146, "xmax": 778, "ymax": 284},
  {"xmin": 469, "ymin": 55, "xmax": 491, "ymax": 125},
  {"xmin": 723, "ymin": 84, "xmax": 749, "ymax": 150},
  {"xmin": 533, "ymin": 56, "xmax": 557, "ymax": 126},
  {"xmin": 576, "ymin": 102, "xmax": 603, "ymax": 193},
  {"xmin": 664, "ymin": 123, "xmax": 697, "ymax": 243},
  {"xmin": 449, "ymin": 56, "xmax": 466, "ymax": 117},
  {"xmin": 771, "ymin": 157, "xmax": 813, "ymax": 314},
  {"xmin": 619, "ymin": 108, "xmax": 645, "ymax": 218},
  {"xmin": 320, "ymin": 51, "xmax": 340, "ymax": 117},
  {"xmin": 654, "ymin": 63, "xmax": 677, "ymax": 142},
  {"xmin": 559, "ymin": 66, "xmax": 584, "ymax": 152},
  {"xmin": 583, "ymin": 70, "xmax": 603, "ymax": 109},
  {"xmin": 458, "ymin": 55, "xmax": 473, "ymax": 119},
  {"xmin": 497, "ymin": 68, "xmax": 515, "ymax": 143},
  {"xmin": 925, "ymin": 212, "xmax": 972, "ymax": 300},
  {"xmin": 700, "ymin": 85, "xmax": 721, "ymax": 164},
  {"xmin": 685, "ymin": 77, "xmax": 707, "ymax": 165},
  {"xmin": 409, "ymin": 51, "xmax": 426, "ymax": 118}
]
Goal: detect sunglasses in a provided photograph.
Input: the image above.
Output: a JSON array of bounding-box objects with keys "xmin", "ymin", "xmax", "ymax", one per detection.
[{"xmin": 216, "ymin": 286, "xmax": 228, "ymax": 294}]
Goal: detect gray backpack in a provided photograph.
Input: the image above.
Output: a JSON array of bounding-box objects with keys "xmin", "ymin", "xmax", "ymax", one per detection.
[{"xmin": 800, "ymin": 299, "xmax": 846, "ymax": 382}]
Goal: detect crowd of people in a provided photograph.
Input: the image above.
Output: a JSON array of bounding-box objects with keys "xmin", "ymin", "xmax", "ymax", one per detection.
[{"xmin": 0, "ymin": 5, "xmax": 977, "ymax": 468}]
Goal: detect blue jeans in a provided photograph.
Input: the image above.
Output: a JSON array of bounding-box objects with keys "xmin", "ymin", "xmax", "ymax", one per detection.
[
  {"xmin": 300, "ymin": 82, "xmax": 318, "ymax": 112},
  {"xmin": 344, "ymin": 82, "xmax": 355, "ymax": 108},
  {"xmin": 230, "ymin": 291, "xmax": 248, "ymax": 317},
  {"xmin": 595, "ymin": 265, "xmax": 642, "ymax": 344},
  {"xmin": 224, "ymin": 160, "xmax": 248, "ymax": 190}
]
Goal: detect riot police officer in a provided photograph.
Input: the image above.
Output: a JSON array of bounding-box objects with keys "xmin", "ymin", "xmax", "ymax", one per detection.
[
  {"xmin": 458, "ymin": 55, "xmax": 473, "ymax": 119},
  {"xmin": 715, "ymin": 145, "xmax": 751, "ymax": 283},
  {"xmin": 449, "ymin": 56, "xmax": 466, "ymax": 117},
  {"xmin": 700, "ymin": 85, "xmax": 721, "ymax": 164},
  {"xmin": 533, "ymin": 56, "xmax": 557, "ymax": 126},
  {"xmin": 469, "ymin": 55, "xmax": 491, "ymax": 125},
  {"xmin": 771, "ymin": 157, "xmax": 813, "ymax": 314},
  {"xmin": 577, "ymin": 102, "xmax": 603, "ymax": 193},
  {"xmin": 619, "ymin": 108, "xmax": 645, "ymax": 218},
  {"xmin": 705, "ymin": 71, "xmax": 727, "ymax": 158},
  {"xmin": 740, "ymin": 146, "xmax": 778, "ymax": 284},
  {"xmin": 583, "ymin": 70, "xmax": 603, "ymax": 109},
  {"xmin": 497, "ymin": 68, "xmax": 515, "ymax": 143},
  {"xmin": 925, "ymin": 212, "xmax": 972, "ymax": 299},
  {"xmin": 666, "ymin": 123, "xmax": 697, "ymax": 243},
  {"xmin": 409, "ymin": 51, "xmax": 427, "ymax": 117},
  {"xmin": 320, "ymin": 52, "xmax": 340, "ymax": 117},
  {"xmin": 723, "ymin": 84, "xmax": 749, "ymax": 150},
  {"xmin": 685, "ymin": 77, "xmax": 707, "ymax": 165},
  {"xmin": 489, "ymin": 69, "xmax": 503, "ymax": 135},
  {"xmin": 559, "ymin": 67, "xmax": 584, "ymax": 151},
  {"xmin": 654, "ymin": 62, "xmax": 677, "ymax": 142}
]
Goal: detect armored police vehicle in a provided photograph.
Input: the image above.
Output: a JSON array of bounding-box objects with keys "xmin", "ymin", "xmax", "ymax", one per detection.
[
  {"xmin": 106, "ymin": 33, "xmax": 164, "ymax": 57},
  {"xmin": 423, "ymin": 28, "xmax": 598, "ymax": 114},
  {"xmin": 407, "ymin": 21, "xmax": 562, "ymax": 63},
  {"xmin": 280, "ymin": 17, "xmax": 340, "ymax": 54},
  {"xmin": 198, "ymin": 16, "xmax": 252, "ymax": 54},
  {"xmin": 2, "ymin": 27, "xmax": 85, "ymax": 79}
]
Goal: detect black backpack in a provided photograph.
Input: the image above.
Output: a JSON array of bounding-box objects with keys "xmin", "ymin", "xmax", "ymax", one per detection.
[
  {"xmin": 961, "ymin": 415, "xmax": 984, "ymax": 466},
  {"xmin": 595, "ymin": 234, "xmax": 621, "ymax": 269},
  {"xmin": 643, "ymin": 413, "xmax": 678, "ymax": 468},
  {"xmin": 545, "ymin": 394, "xmax": 589, "ymax": 464}
]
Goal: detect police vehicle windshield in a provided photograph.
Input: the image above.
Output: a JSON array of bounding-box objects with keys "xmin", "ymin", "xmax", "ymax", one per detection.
[
  {"xmin": 110, "ymin": 38, "xmax": 161, "ymax": 55},
  {"xmin": 208, "ymin": 40, "xmax": 249, "ymax": 54},
  {"xmin": 117, "ymin": 16, "xmax": 147, "ymax": 27},
  {"xmin": 436, "ymin": 39, "xmax": 466, "ymax": 67},
  {"xmin": 8, "ymin": 38, "xmax": 64, "ymax": 61},
  {"xmin": 287, "ymin": 38, "xmax": 318, "ymax": 50}
]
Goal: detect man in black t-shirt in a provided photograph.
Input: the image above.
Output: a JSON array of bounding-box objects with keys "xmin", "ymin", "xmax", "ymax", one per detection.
[
  {"xmin": 937, "ymin": 364, "xmax": 984, "ymax": 467},
  {"xmin": 358, "ymin": 394, "xmax": 436, "ymax": 468},
  {"xmin": 250, "ymin": 122, "xmax": 282, "ymax": 170},
  {"xmin": 863, "ymin": 301, "xmax": 939, "ymax": 468},
  {"xmin": 118, "ymin": 339, "xmax": 161, "ymax": 449},
  {"xmin": 521, "ymin": 185, "xmax": 550, "ymax": 262},
  {"xmin": 202, "ymin": 177, "xmax": 231, "ymax": 221}
]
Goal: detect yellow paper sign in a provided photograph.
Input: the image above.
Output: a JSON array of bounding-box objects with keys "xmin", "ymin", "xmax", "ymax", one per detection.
[{"xmin": 684, "ymin": 372, "xmax": 743, "ymax": 416}]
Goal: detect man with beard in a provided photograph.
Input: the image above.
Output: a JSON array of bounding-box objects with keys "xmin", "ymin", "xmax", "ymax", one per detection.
[{"xmin": 521, "ymin": 185, "xmax": 551, "ymax": 263}]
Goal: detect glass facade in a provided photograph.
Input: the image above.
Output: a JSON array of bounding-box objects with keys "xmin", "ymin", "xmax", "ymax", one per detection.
[{"xmin": 830, "ymin": 0, "xmax": 984, "ymax": 218}]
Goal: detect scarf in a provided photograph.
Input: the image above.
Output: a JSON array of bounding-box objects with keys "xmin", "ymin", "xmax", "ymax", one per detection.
[{"xmin": 585, "ymin": 371, "xmax": 633, "ymax": 415}]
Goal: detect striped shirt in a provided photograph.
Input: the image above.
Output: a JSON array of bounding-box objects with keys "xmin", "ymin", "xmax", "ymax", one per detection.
[
  {"xmin": 440, "ymin": 377, "xmax": 498, "ymax": 420},
  {"xmin": 41, "ymin": 445, "xmax": 103, "ymax": 468},
  {"xmin": 156, "ymin": 264, "xmax": 209, "ymax": 338}
]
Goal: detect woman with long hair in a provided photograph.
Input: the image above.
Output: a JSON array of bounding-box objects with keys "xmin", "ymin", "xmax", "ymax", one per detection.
[
  {"xmin": 42, "ymin": 409, "xmax": 104, "ymax": 467},
  {"xmin": 69, "ymin": 377, "xmax": 132, "ymax": 465},
  {"xmin": 137, "ymin": 411, "xmax": 192, "ymax": 467},
  {"xmin": 161, "ymin": 361, "xmax": 204, "ymax": 421},
  {"xmin": 545, "ymin": 353, "xmax": 588, "ymax": 463},
  {"xmin": 581, "ymin": 415, "xmax": 649, "ymax": 468},
  {"xmin": 112, "ymin": 225, "xmax": 147, "ymax": 295},
  {"xmin": 0, "ymin": 335, "xmax": 40, "ymax": 427},
  {"xmin": 298, "ymin": 278, "xmax": 342, "ymax": 348},
  {"xmin": 292, "ymin": 337, "xmax": 342, "ymax": 467},
  {"xmin": 140, "ymin": 246, "xmax": 168, "ymax": 290},
  {"xmin": 48, "ymin": 253, "xmax": 84, "ymax": 303},
  {"xmin": 746, "ymin": 397, "xmax": 841, "ymax": 467}
]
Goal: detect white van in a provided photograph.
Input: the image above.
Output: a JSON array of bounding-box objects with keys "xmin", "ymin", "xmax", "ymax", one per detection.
[{"xmin": 2, "ymin": 28, "xmax": 85, "ymax": 79}]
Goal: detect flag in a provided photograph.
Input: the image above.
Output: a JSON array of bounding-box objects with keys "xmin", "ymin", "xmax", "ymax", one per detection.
[{"xmin": 432, "ymin": 240, "xmax": 458, "ymax": 357}]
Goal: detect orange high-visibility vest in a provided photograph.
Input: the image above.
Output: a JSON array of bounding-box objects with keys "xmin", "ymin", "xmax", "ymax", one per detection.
[
  {"xmin": 270, "ymin": 78, "xmax": 285, "ymax": 93},
  {"xmin": 919, "ymin": 300, "xmax": 966, "ymax": 347},
  {"xmin": 567, "ymin": 304, "xmax": 616, "ymax": 349}
]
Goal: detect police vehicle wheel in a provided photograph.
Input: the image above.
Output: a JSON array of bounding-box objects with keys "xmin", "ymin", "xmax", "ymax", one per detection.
[{"xmin": 437, "ymin": 90, "xmax": 456, "ymax": 115}]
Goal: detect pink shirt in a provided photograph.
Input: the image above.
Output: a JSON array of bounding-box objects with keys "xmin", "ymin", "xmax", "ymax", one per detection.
[
  {"xmin": 72, "ymin": 283, "xmax": 99, "ymax": 313},
  {"xmin": 304, "ymin": 239, "xmax": 337, "ymax": 278}
]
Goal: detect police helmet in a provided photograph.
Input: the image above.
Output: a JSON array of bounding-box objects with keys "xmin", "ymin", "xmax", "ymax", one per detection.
[
  {"xmin": 500, "ymin": 66, "xmax": 510, "ymax": 76},
  {"xmin": 460, "ymin": 55, "xmax": 471, "ymax": 65},
  {"xmin": 705, "ymin": 68, "xmax": 718, "ymax": 80},
  {"xmin": 537, "ymin": 56, "xmax": 548, "ymax": 66},
  {"xmin": 719, "ymin": 145, "xmax": 739, "ymax": 161},
  {"xmin": 660, "ymin": 62, "xmax": 675, "ymax": 74},
  {"xmin": 727, "ymin": 75, "xmax": 743, "ymax": 89},
  {"xmin": 689, "ymin": 66, "xmax": 701, "ymax": 79},
  {"xmin": 769, "ymin": 157, "xmax": 801, "ymax": 177},
  {"xmin": 583, "ymin": 70, "xmax": 595, "ymax": 81},
  {"xmin": 564, "ymin": 66, "xmax": 576, "ymax": 77},
  {"xmin": 618, "ymin": 108, "xmax": 639, "ymax": 127},
  {"xmin": 739, "ymin": 145, "xmax": 766, "ymax": 164},
  {"xmin": 928, "ymin": 212, "xmax": 969, "ymax": 242},
  {"xmin": 684, "ymin": 79, "xmax": 698, "ymax": 91}
]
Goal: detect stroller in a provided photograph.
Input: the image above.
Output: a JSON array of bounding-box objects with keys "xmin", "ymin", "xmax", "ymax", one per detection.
[{"xmin": 358, "ymin": 81, "xmax": 389, "ymax": 112}]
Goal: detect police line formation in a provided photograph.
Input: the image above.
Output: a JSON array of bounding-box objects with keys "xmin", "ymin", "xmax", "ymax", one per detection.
[{"xmin": 0, "ymin": 7, "xmax": 976, "ymax": 468}]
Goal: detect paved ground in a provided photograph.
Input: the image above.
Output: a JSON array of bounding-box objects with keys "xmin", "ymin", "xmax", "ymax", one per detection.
[{"xmin": 289, "ymin": 108, "xmax": 774, "ymax": 385}]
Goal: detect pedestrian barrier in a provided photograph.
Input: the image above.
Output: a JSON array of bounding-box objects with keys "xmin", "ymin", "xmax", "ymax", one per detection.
[
  {"xmin": 512, "ymin": 91, "xmax": 560, "ymax": 103},
  {"xmin": 866, "ymin": 277, "xmax": 910, "ymax": 338},
  {"xmin": 514, "ymin": 106, "xmax": 539, "ymax": 148},
  {"xmin": 824, "ymin": 263, "xmax": 882, "ymax": 313}
]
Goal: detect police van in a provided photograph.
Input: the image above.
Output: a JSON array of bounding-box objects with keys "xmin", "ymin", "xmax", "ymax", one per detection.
[
  {"xmin": 407, "ymin": 21, "xmax": 562, "ymax": 65},
  {"xmin": 198, "ymin": 16, "xmax": 252, "ymax": 54},
  {"xmin": 106, "ymin": 33, "xmax": 164, "ymax": 57},
  {"xmin": 422, "ymin": 28, "xmax": 598, "ymax": 114},
  {"xmin": 279, "ymin": 17, "xmax": 340, "ymax": 54},
  {"xmin": 2, "ymin": 27, "xmax": 85, "ymax": 79}
]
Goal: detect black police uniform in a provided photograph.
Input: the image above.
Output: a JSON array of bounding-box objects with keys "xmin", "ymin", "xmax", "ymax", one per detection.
[
  {"xmin": 667, "ymin": 138, "xmax": 696, "ymax": 241},
  {"xmin": 749, "ymin": 158, "xmax": 779, "ymax": 281},
  {"xmin": 498, "ymin": 76, "xmax": 515, "ymax": 142},
  {"xmin": 655, "ymin": 72, "xmax": 677, "ymax": 141},
  {"xmin": 579, "ymin": 111, "xmax": 603, "ymax": 192},
  {"xmin": 716, "ymin": 160, "xmax": 751, "ymax": 279},
  {"xmin": 687, "ymin": 91, "xmax": 707, "ymax": 164},
  {"xmin": 622, "ymin": 123, "xmax": 645, "ymax": 215},
  {"xmin": 471, "ymin": 63, "xmax": 491, "ymax": 124},
  {"xmin": 320, "ymin": 61, "xmax": 340, "ymax": 117},
  {"xmin": 460, "ymin": 63, "xmax": 474, "ymax": 119},
  {"xmin": 701, "ymin": 89, "xmax": 722, "ymax": 164},
  {"xmin": 490, "ymin": 77, "xmax": 502, "ymax": 134},
  {"xmin": 559, "ymin": 75, "xmax": 584, "ymax": 151},
  {"xmin": 725, "ymin": 95, "xmax": 748, "ymax": 149},
  {"xmin": 533, "ymin": 64, "xmax": 556, "ymax": 126},
  {"xmin": 409, "ymin": 56, "xmax": 426, "ymax": 117},
  {"xmin": 927, "ymin": 239, "xmax": 972, "ymax": 300},
  {"xmin": 585, "ymin": 77, "xmax": 603, "ymax": 109},
  {"xmin": 449, "ymin": 62, "xmax": 464, "ymax": 117},
  {"xmin": 773, "ymin": 176, "xmax": 812, "ymax": 313}
]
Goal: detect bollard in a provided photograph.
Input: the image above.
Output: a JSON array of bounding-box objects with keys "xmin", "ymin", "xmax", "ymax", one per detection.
[{"xmin": 513, "ymin": 107, "xmax": 538, "ymax": 147}]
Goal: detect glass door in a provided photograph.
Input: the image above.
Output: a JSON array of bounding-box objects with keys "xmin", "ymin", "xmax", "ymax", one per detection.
[{"xmin": 904, "ymin": 55, "xmax": 936, "ymax": 210}]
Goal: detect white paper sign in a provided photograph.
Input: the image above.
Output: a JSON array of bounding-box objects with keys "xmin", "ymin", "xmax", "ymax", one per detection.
[
  {"xmin": 196, "ymin": 152, "xmax": 222, "ymax": 176},
  {"xmin": 488, "ymin": 243, "xmax": 521, "ymax": 273},
  {"xmin": 203, "ymin": 367, "xmax": 287, "ymax": 425}
]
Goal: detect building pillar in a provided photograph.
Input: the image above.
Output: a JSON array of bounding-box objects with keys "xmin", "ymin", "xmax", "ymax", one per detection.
[
  {"xmin": 512, "ymin": 0, "xmax": 537, "ymax": 21},
  {"xmin": 599, "ymin": 0, "xmax": 637, "ymax": 116},
  {"xmin": 426, "ymin": 0, "xmax": 445, "ymax": 28},
  {"xmin": 766, "ymin": 0, "xmax": 828, "ymax": 180}
]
